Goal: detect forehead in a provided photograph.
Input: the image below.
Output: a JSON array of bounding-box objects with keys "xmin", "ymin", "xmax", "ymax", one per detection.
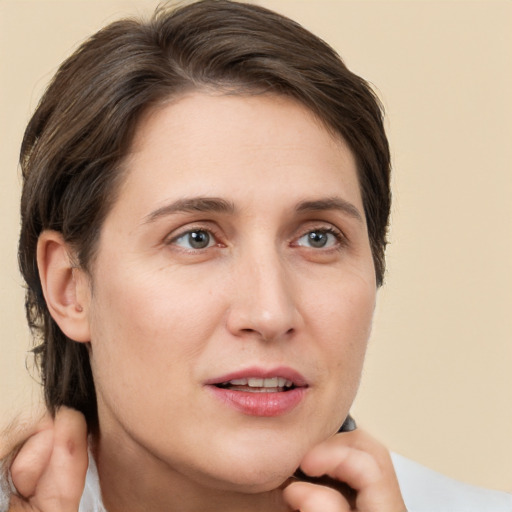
[{"xmin": 116, "ymin": 92, "xmax": 363, "ymax": 216}]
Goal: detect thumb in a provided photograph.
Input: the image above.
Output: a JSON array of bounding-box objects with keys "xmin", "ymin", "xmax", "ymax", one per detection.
[
  {"xmin": 11, "ymin": 408, "xmax": 88, "ymax": 512},
  {"xmin": 34, "ymin": 408, "xmax": 88, "ymax": 511},
  {"xmin": 9, "ymin": 429, "xmax": 53, "ymax": 499}
]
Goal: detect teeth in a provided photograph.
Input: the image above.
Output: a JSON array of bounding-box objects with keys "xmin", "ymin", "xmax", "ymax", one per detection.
[
  {"xmin": 230, "ymin": 378, "xmax": 248, "ymax": 385},
  {"xmin": 263, "ymin": 377, "xmax": 278, "ymax": 387},
  {"xmin": 226, "ymin": 377, "xmax": 293, "ymax": 388}
]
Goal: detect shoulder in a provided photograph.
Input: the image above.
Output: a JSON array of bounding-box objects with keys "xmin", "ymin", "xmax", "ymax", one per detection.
[{"xmin": 391, "ymin": 452, "xmax": 512, "ymax": 512}]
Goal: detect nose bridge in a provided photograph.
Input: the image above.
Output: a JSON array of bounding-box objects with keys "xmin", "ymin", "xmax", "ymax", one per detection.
[{"xmin": 228, "ymin": 237, "xmax": 298, "ymax": 340}]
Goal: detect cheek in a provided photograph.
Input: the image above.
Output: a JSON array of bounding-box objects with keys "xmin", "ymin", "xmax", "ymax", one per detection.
[
  {"xmin": 87, "ymin": 265, "xmax": 224, "ymax": 401},
  {"xmin": 91, "ymin": 262, "xmax": 219, "ymax": 342},
  {"xmin": 308, "ymin": 270, "xmax": 375, "ymax": 345},
  {"xmin": 309, "ymin": 274, "xmax": 376, "ymax": 394}
]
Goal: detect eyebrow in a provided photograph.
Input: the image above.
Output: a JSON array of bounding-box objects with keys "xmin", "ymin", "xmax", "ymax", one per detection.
[
  {"xmin": 295, "ymin": 197, "xmax": 364, "ymax": 223},
  {"xmin": 142, "ymin": 195, "xmax": 363, "ymax": 225},
  {"xmin": 143, "ymin": 197, "xmax": 235, "ymax": 224}
]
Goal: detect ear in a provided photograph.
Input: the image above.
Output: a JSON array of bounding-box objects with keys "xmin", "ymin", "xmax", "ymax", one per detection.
[{"xmin": 37, "ymin": 230, "xmax": 91, "ymax": 343}]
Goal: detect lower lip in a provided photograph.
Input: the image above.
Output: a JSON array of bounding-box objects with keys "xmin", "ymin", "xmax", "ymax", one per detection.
[{"xmin": 207, "ymin": 386, "xmax": 307, "ymax": 417}]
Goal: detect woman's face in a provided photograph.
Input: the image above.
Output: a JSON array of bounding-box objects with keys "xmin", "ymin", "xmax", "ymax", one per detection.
[{"xmin": 85, "ymin": 92, "xmax": 377, "ymax": 491}]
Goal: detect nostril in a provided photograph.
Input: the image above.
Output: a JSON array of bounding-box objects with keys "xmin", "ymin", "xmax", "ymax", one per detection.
[{"xmin": 237, "ymin": 327, "xmax": 295, "ymax": 341}]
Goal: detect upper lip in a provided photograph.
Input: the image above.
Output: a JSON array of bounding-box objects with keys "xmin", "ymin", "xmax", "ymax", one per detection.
[{"xmin": 204, "ymin": 366, "xmax": 309, "ymax": 387}]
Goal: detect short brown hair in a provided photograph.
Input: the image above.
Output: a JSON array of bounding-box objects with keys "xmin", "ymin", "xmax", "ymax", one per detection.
[{"xmin": 18, "ymin": 0, "xmax": 391, "ymax": 428}]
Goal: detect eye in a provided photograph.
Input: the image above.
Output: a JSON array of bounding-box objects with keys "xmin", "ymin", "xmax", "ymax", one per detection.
[
  {"xmin": 173, "ymin": 229, "xmax": 215, "ymax": 250},
  {"xmin": 295, "ymin": 228, "xmax": 341, "ymax": 249}
]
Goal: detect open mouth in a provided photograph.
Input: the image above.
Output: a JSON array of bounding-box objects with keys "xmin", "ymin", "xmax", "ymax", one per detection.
[
  {"xmin": 206, "ymin": 369, "xmax": 308, "ymax": 416},
  {"xmin": 215, "ymin": 377, "xmax": 296, "ymax": 393}
]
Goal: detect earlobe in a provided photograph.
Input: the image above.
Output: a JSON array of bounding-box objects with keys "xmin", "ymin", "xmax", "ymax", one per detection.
[{"xmin": 37, "ymin": 230, "xmax": 91, "ymax": 343}]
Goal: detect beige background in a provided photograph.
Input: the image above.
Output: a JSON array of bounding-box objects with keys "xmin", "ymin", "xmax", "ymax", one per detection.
[{"xmin": 1, "ymin": 0, "xmax": 511, "ymax": 493}]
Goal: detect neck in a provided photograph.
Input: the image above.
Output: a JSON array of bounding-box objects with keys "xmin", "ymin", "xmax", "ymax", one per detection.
[{"xmin": 93, "ymin": 431, "xmax": 292, "ymax": 512}]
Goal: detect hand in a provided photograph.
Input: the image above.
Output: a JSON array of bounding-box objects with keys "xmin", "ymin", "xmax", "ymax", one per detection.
[
  {"xmin": 5, "ymin": 407, "xmax": 88, "ymax": 512},
  {"xmin": 283, "ymin": 429, "xmax": 406, "ymax": 512}
]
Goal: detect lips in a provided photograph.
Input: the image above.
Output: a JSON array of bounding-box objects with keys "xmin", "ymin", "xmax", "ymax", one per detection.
[{"xmin": 205, "ymin": 367, "xmax": 308, "ymax": 417}]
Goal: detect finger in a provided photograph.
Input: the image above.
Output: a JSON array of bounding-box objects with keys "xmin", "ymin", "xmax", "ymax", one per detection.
[
  {"xmin": 298, "ymin": 431, "xmax": 406, "ymax": 512},
  {"xmin": 35, "ymin": 407, "xmax": 88, "ymax": 509},
  {"xmin": 300, "ymin": 442, "xmax": 382, "ymax": 491},
  {"xmin": 10, "ymin": 429, "xmax": 54, "ymax": 498},
  {"xmin": 283, "ymin": 480, "xmax": 350, "ymax": 512},
  {"xmin": 53, "ymin": 407, "xmax": 88, "ymax": 491},
  {"xmin": 7, "ymin": 494, "xmax": 34, "ymax": 511}
]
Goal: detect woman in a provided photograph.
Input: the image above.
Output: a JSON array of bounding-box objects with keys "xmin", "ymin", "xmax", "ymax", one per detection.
[
  {"xmin": 4, "ymin": 1, "xmax": 404, "ymax": 510},
  {"xmin": 1, "ymin": 1, "xmax": 510, "ymax": 511}
]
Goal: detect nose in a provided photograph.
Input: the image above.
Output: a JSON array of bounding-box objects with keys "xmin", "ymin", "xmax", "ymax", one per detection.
[{"xmin": 226, "ymin": 248, "xmax": 301, "ymax": 342}]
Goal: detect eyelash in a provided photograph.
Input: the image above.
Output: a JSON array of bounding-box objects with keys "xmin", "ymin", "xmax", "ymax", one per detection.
[
  {"xmin": 165, "ymin": 224, "xmax": 347, "ymax": 252},
  {"xmin": 294, "ymin": 226, "xmax": 347, "ymax": 251},
  {"xmin": 166, "ymin": 224, "xmax": 223, "ymax": 252}
]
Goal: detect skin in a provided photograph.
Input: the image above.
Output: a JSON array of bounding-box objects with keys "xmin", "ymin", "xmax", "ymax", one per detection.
[
  {"xmin": 6, "ymin": 409, "xmax": 405, "ymax": 512},
  {"xmin": 7, "ymin": 408, "xmax": 88, "ymax": 512},
  {"xmin": 19, "ymin": 92, "xmax": 405, "ymax": 511}
]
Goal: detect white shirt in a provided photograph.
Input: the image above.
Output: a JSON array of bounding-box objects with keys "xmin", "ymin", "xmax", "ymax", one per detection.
[
  {"xmin": 78, "ymin": 452, "xmax": 512, "ymax": 512},
  {"xmin": 391, "ymin": 453, "xmax": 512, "ymax": 512}
]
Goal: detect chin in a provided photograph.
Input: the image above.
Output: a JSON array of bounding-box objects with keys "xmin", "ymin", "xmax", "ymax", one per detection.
[
  {"xmin": 195, "ymin": 434, "xmax": 310, "ymax": 493},
  {"xmin": 209, "ymin": 462, "xmax": 296, "ymax": 494}
]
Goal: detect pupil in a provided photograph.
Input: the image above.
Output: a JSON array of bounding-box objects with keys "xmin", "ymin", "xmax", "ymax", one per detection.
[
  {"xmin": 308, "ymin": 231, "xmax": 327, "ymax": 248},
  {"xmin": 189, "ymin": 231, "xmax": 210, "ymax": 249}
]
